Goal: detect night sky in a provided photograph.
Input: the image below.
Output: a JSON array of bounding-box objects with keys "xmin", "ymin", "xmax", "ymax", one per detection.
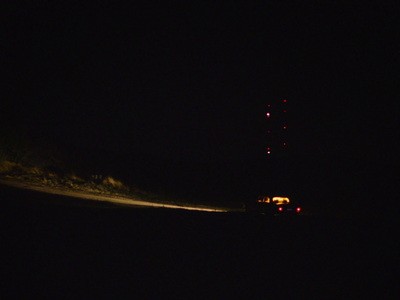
[{"xmin": 3, "ymin": 3, "xmax": 399, "ymax": 206}]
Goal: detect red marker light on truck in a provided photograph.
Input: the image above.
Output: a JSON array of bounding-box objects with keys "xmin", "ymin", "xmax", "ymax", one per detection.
[{"xmin": 297, "ymin": 207, "xmax": 301, "ymax": 213}]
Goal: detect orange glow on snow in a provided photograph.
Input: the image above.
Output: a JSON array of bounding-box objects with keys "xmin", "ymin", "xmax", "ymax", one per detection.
[{"xmin": 258, "ymin": 196, "xmax": 270, "ymax": 203}]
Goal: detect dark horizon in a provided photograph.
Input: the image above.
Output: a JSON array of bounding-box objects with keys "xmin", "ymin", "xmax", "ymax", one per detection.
[{"xmin": 2, "ymin": 2, "xmax": 399, "ymax": 212}]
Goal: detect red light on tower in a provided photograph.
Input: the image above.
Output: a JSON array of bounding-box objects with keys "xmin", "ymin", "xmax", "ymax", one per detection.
[
  {"xmin": 283, "ymin": 99, "xmax": 287, "ymax": 103},
  {"xmin": 266, "ymin": 113, "xmax": 270, "ymax": 117},
  {"xmin": 283, "ymin": 126, "xmax": 287, "ymax": 129}
]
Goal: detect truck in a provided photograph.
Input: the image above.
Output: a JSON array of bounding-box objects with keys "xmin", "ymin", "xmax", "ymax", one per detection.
[{"xmin": 246, "ymin": 196, "xmax": 301, "ymax": 216}]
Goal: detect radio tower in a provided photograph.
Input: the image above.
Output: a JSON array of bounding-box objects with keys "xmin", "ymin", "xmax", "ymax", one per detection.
[{"xmin": 265, "ymin": 99, "xmax": 288, "ymax": 156}]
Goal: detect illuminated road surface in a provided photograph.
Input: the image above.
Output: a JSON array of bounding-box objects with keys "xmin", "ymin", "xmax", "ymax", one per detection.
[{"xmin": 0, "ymin": 179, "xmax": 229, "ymax": 212}]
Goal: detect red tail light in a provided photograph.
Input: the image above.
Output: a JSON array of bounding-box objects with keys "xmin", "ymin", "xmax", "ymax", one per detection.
[
  {"xmin": 278, "ymin": 207, "xmax": 283, "ymax": 211},
  {"xmin": 296, "ymin": 207, "xmax": 301, "ymax": 213}
]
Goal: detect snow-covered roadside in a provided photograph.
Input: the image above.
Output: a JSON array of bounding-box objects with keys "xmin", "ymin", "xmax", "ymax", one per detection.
[{"xmin": 0, "ymin": 178, "xmax": 229, "ymax": 212}]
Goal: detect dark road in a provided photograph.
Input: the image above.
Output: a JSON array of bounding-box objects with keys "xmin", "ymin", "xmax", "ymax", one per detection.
[{"xmin": 0, "ymin": 184, "xmax": 398, "ymax": 298}]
